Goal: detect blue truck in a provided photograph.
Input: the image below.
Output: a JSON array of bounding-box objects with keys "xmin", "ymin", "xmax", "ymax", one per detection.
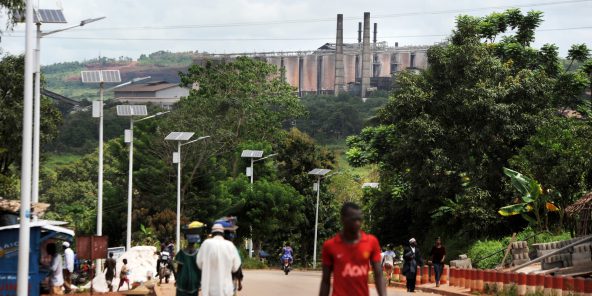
[{"xmin": 0, "ymin": 220, "xmax": 74, "ymax": 296}]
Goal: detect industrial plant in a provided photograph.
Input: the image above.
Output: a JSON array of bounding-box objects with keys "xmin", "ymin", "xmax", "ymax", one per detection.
[{"xmin": 192, "ymin": 12, "xmax": 435, "ymax": 97}]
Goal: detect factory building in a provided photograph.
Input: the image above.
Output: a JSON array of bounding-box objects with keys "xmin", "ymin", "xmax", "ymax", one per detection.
[{"xmin": 193, "ymin": 12, "xmax": 434, "ymax": 97}]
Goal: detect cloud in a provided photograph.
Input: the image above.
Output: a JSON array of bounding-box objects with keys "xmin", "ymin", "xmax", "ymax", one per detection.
[{"xmin": 1, "ymin": 0, "xmax": 590, "ymax": 64}]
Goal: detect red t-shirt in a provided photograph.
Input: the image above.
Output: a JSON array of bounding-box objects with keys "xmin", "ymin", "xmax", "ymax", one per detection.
[{"xmin": 321, "ymin": 231, "xmax": 381, "ymax": 296}]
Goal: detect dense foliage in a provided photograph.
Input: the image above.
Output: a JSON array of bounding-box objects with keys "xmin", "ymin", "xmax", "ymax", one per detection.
[
  {"xmin": 347, "ymin": 9, "xmax": 591, "ymax": 250},
  {"xmin": 0, "ymin": 54, "xmax": 62, "ymax": 198},
  {"xmin": 296, "ymin": 94, "xmax": 387, "ymax": 143}
]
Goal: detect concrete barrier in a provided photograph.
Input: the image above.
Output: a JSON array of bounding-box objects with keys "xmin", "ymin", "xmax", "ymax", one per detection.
[
  {"xmin": 449, "ymin": 268, "xmax": 456, "ymax": 287},
  {"xmin": 496, "ymin": 270, "xmax": 504, "ymax": 291},
  {"xmin": 563, "ymin": 276, "xmax": 574, "ymax": 296},
  {"xmin": 553, "ymin": 275, "xmax": 563, "ymax": 296},
  {"xmin": 536, "ymin": 274, "xmax": 546, "ymax": 292},
  {"xmin": 585, "ymin": 278, "xmax": 592, "ymax": 296},
  {"xmin": 422, "ymin": 266, "xmax": 429, "ymax": 284},
  {"xmin": 518, "ymin": 273, "xmax": 527, "ymax": 296},
  {"xmin": 575, "ymin": 277, "xmax": 585, "ymax": 295},
  {"xmin": 544, "ymin": 275, "xmax": 553, "ymax": 296},
  {"xmin": 526, "ymin": 273, "xmax": 536, "ymax": 294},
  {"xmin": 477, "ymin": 269, "xmax": 484, "ymax": 292},
  {"xmin": 442, "ymin": 265, "xmax": 448, "ymax": 284}
]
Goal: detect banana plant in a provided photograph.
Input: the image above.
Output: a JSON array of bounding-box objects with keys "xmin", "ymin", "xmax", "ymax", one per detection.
[{"xmin": 498, "ymin": 168, "xmax": 559, "ymax": 230}]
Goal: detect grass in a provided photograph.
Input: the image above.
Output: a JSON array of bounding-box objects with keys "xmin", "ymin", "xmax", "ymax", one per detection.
[
  {"xmin": 43, "ymin": 153, "xmax": 82, "ymax": 170},
  {"xmin": 327, "ymin": 141, "xmax": 375, "ymax": 180}
]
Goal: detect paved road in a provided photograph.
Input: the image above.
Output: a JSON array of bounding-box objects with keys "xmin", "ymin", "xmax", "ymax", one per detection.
[{"xmin": 156, "ymin": 269, "xmax": 435, "ymax": 296}]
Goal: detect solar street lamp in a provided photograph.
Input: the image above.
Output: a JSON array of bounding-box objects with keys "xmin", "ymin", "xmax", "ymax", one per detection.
[
  {"xmin": 308, "ymin": 168, "xmax": 332, "ymax": 269},
  {"xmin": 81, "ymin": 70, "xmax": 122, "ymax": 237},
  {"xmin": 240, "ymin": 150, "xmax": 278, "ymax": 258},
  {"xmin": 116, "ymin": 105, "xmax": 169, "ymax": 251},
  {"xmin": 165, "ymin": 132, "xmax": 210, "ymax": 252},
  {"xmin": 14, "ymin": 9, "xmax": 104, "ymax": 220}
]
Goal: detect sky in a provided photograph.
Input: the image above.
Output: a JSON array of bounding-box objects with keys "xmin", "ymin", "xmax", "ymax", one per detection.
[{"xmin": 1, "ymin": 0, "xmax": 591, "ymax": 65}]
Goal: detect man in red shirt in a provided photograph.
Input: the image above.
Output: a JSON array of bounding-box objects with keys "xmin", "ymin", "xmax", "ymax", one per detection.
[{"xmin": 319, "ymin": 202, "xmax": 386, "ymax": 296}]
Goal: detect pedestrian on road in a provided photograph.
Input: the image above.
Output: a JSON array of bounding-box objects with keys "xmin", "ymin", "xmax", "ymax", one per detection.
[
  {"xmin": 62, "ymin": 241, "xmax": 74, "ymax": 293},
  {"xmin": 46, "ymin": 243, "xmax": 64, "ymax": 295},
  {"xmin": 175, "ymin": 233, "xmax": 201, "ymax": 296},
  {"xmin": 103, "ymin": 252, "xmax": 116, "ymax": 292},
  {"xmin": 117, "ymin": 258, "xmax": 131, "ymax": 291},
  {"xmin": 319, "ymin": 202, "xmax": 386, "ymax": 296},
  {"xmin": 403, "ymin": 238, "xmax": 423, "ymax": 292},
  {"xmin": 429, "ymin": 237, "xmax": 446, "ymax": 287},
  {"xmin": 196, "ymin": 223, "xmax": 241, "ymax": 296}
]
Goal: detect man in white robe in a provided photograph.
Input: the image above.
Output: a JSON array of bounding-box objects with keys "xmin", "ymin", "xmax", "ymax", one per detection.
[{"xmin": 197, "ymin": 223, "xmax": 241, "ymax": 296}]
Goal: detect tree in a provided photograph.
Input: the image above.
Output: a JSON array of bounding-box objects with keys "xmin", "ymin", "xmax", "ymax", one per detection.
[
  {"xmin": 213, "ymin": 177, "xmax": 305, "ymax": 258},
  {"xmin": 567, "ymin": 44, "xmax": 590, "ymax": 71},
  {"xmin": 510, "ymin": 117, "xmax": 592, "ymax": 226},
  {"xmin": 0, "ymin": 54, "xmax": 62, "ymax": 197},
  {"xmin": 275, "ymin": 128, "xmax": 338, "ymax": 264},
  {"xmin": 346, "ymin": 9, "xmax": 590, "ymax": 243},
  {"xmin": 0, "ymin": 0, "xmax": 25, "ymax": 31}
]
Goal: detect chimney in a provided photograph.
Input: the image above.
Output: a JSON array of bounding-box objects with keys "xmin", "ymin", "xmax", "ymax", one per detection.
[
  {"xmin": 361, "ymin": 12, "xmax": 371, "ymax": 97},
  {"xmin": 335, "ymin": 14, "xmax": 345, "ymax": 96},
  {"xmin": 358, "ymin": 22, "xmax": 362, "ymax": 43},
  {"xmin": 373, "ymin": 22, "xmax": 377, "ymax": 44}
]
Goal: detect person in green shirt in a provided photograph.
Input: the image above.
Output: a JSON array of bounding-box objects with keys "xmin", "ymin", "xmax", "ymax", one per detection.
[{"xmin": 175, "ymin": 234, "xmax": 201, "ymax": 296}]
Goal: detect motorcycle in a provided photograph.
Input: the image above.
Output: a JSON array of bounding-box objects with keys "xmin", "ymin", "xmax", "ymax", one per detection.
[
  {"xmin": 157, "ymin": 251, "xmax": 172, "ymax": 284},
  {"xmin": 281, "ymin": 257, "xmax": 292, "ymax": 275}
]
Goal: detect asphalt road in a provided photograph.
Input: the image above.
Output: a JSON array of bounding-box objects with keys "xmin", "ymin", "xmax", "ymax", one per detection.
[
  {"xmin": 156, "ymin": 269, "xmax": 435, "ymax": 296},
  {"xmin": 240, "ymin": 269, "xmax": 429, "ymax": 296}
]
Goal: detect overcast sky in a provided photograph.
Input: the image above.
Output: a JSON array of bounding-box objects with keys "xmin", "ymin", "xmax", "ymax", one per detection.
[{"xmin": 1, "ymin": 0, "xmax": 591, "ymax": 65}]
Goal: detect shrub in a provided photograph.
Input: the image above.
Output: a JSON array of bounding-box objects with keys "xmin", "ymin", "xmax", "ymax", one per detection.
[{"xmin": 468, "ymin": 240, "xmax": 505, "ymax": 269}]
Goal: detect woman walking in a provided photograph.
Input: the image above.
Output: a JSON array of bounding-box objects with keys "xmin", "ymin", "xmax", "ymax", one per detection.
[{"xmin": 430, "ymin": 237, "xmax": 446, "ymax": 287}]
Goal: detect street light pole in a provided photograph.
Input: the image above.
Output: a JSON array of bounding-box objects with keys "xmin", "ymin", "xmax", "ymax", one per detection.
[
  {"xmin": 167, "ymin": 134, "xmax": 210, "ymax": 252},
  {"xmin": 308, "ymin": 168, "xmax": 332, "ymax": 269},
  {"xmin": 313, "ymin": 175, "xmax": 321, "ymax": 269},
  {"xmin": 31, "ymin": 23, "xmax": 41, "ymax": 220},
  {"xmin": 126, "ymin": 118, "xmax": 133, "ymax": 250},
  {"xmin": 98, "ymin": 82, "xmax": 104, "ymax": 236},
  {"xmin": 32, "ymin": 16, "xmax": 105, "ymax": 220},
  {"xmin": 176, "ymin": 141, "xmax": 182, "ymax": 253},
  {"xmin": 17, "ymin": 0, "xmax": 35, "ymax": 294}
]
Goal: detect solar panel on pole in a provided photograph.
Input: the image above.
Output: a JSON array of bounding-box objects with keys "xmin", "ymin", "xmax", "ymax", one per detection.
[
  {"xmin": 241, "ymin": 150, "xmax": 264, "ymax": 158},
  {"xmin": 116, "ymin": 105, "xmax": 148, "ymax": 117},
  {"xmin": 102, "ymin": 70, "xmax": 122, "ymax": 83},
  {"xmin": 38, "ymin": 9, "xmax": 67, "ymax": 23},
  {"xmin": 308, "ymin": 168, "xmax": 331, "ymax": 176},
  {"xmin": 14, "ymin": 9, "xmax": 67, "ymax": 23},
  {"xmin": 81, "ymin": 70, "xmax": 121, "ymax": 84},
  {"xmin": 81, "ymin": 71, "xmax": 102, "ymax": 83},
  {"xmin": 165, "ymin": 132, "xmax": 195, "ymax": 141}
]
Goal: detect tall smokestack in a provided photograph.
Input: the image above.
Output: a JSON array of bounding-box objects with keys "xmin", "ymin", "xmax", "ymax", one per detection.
[
  {"xmin": 358, "ymin": 22, "xmax": 362, "ymax": 44},
  {"xmin": 373, "ymin": 23, "xmax": 377, "ymax": 44},
  {"xmin": 335, "ymin": 14, "xmax": 345, "ymax": 96},
  {"xmin": 361, "ymin": 12, "xmax": 371, "ymax": 97}
]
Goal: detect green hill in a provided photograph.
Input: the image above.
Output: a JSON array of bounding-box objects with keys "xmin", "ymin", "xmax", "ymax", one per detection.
[{"xmin": 42, "ymin": 50, "xmax": 197, "ymax": 101}]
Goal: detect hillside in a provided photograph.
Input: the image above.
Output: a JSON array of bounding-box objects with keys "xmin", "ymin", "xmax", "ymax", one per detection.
[{"xmin": 42, "ymin": 51, "xmax": 197, "ymax": 101}]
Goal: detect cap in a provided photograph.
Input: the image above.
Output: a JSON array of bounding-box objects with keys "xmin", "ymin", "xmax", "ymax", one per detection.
[
  {"xmin": 62, "ymin": 241, "xmax": 70, "ymax": 248},
  {"xmin": 409, "ymin": 238, "xmax": 416, "ymax": 244},
  {"xmin": 211, "ymin": 223, "xmax": 224, "ymax": 234}
]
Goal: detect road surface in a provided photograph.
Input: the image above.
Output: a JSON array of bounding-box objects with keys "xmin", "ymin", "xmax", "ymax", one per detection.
[{"xmin": 156, "ymin": 269, "xmax": 434, "ymax": 296}]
